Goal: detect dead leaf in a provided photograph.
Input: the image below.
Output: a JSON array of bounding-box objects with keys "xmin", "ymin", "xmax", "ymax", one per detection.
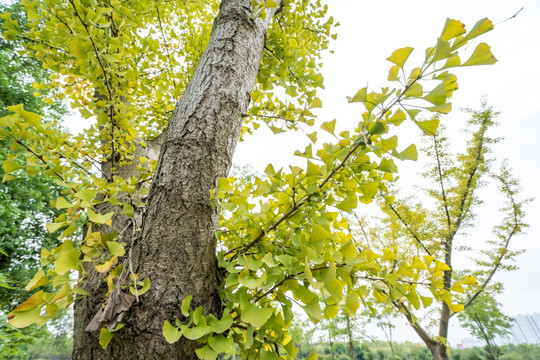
[{"xmin": 85, "ymin": 277, "xmax": 136, "ymax": 332}]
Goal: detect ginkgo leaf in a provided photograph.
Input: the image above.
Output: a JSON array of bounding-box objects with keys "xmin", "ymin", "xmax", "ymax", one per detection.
[
  {"xmin": 195, "ymin": 345, "xmax": 218, "ymax": 360},
  {"xmin": 163, "ymin": 320, "xmax": 183, "ymax": 343},
  {"xmin": 182, "ymin": 324, "xmax": 209, "ymax": 340},
  {"xmin": 208, "ymin": 334, "xmax": 234, "ymax": 353},
  {"xmin": 241, "ymin": 303, "xmax": 273, "ymax": 328},
  {"xmin": 398, "ymin": 144, "xmax": 418, "ymax": 161},
  {"xmin": 321, "ymin": 119, "xmax": 336, "ymax": 135},
  {"xmin": 459, "ymin": 18, "xmax": 494, "ymax": 44},
  {"xmin": 3, "ymin": 159, "xmax": 21, "ymax": 174},
  {"xmin": 462, "ymin": 43, "xmax": 497, "ymax": 66},
  {"xmin": 387, "ymin": 47, "xmax": 414, "ymax": 67},
  {"xmin": 7, "ymin": 104, "xmax": 41, "ymax": 126},
  {"xmin": 387, "ymin": 65, "xmax": 399, "ymax": 81},
  {"xmin": 440, "ymin": 18, "xmax": 466, "ymax": 41},
  {"xmin": 99, "ymin": 328, "xmax": 113, "ymax": 349},
  {"xmin": 415, "ymin": 119, "xmax": 440, "ymax": 135},
  {"xmin": 301, "ymin": 297, "xmax": 322, "ymax": 324},
  {"xmin": 181, "ymin": 295, "xmax": 192, "ymax": 317},
  {"xmin": 8, "ymin": 306, "xmax": 44, "ymax": 328},
  {"xmin": 87, "ymin": 209, "xmax": 113, "ymax": 225},
  {"xmin": 25, "ymin": 269, "xmax": 49, "ymax": 291},
  {"xmin": 423, "ymin": 83, "xmax": 446, "ymax": 105},
  {"xmin": 54, "ymin": 197, "xmax": 73, "ymax": 209}
]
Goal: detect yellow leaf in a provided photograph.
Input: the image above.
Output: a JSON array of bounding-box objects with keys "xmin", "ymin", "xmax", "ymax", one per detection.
[
  {"xmin": 55, "ymin": 197, "xmax": 73, "ymax": 209},
  {"xmin": 462, "ymin": 43, "xmax": 497, "ymax": 66},
  {"xmin": 387, "ymin": 47, "xmax": 414, "ymax": 67}
]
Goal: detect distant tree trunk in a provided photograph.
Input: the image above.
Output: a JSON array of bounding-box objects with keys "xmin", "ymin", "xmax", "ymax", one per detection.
[
  {"xmin": 346, "ymin": 314, "xmax": 355, "ymax": 360},
  {"xmin": 72, "ymin": 1, "xmax": 282, "ymax": 358}
]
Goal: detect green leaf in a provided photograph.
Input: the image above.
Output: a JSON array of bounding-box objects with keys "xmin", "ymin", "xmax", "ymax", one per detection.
[
  {"xmin": 208, "ymin": 314, "xmax": 233, "ymax": 334},
  {"xmin": 462, "ymin": 43, "xmax": 497, "ymax": 66},
  {"xmin": 377, "ymin": 158, "xmax": 398, "ymax": 173},
  {"xmin": 311, "ymin": 224, "xmax": 331, "ymax": 243},
  {"xmin": 387, "ymin": 109, "xmax": 406, "ymax": 126},
  {"xmin": 420, "ymin": 295, "xmax": 433, "ymax": 307},
  {"xmin": 25, "ymin": 269, "xmax": 49, "ymax": 291},
  {"xmin": 181, "ymin": 295, "xmax": 193, "ymax": 316},
  {"xmin": 107, "ymin": 242, "xmax": 125, "ymax": 257},
  {"xmin": 324, "ymin": 304, "xmax": 338, "ymax": 319},
  {"xmin": 380, "ymin": 135, "xmax": 398, "ymax": 151},
  {"xmin": 405, "ymin": 108, "xmax": 421, "ymax": 120},
  {"xmin": 238, "ymin": 268, "xmax": 266, "ymax": 289},
  {"xmin": 321, "ymin": 119, "xmax": 336, "ymax": 135},
  {"xmin": 195, "ymin": 345, "xmax": 218, "ymax": 360},
  {"xmin": 99, "ymin": 328, "xmax": 113, "ymax": 349},
  {"xmin": 8, "ymin": 306, "xmax": 44, "ymax": 328},
  {"xmin": 208, "ymin": 334, "xmax": 234, "ymax": 353},
  {"xmin": 310, "ymin": 97, "xmax": 323, "ymax": 108},
  {"xmin": 302, "ymin": 296, "xmax": 322, "ymax": 324},
  {"xmin": 121, "ymin": 203, "xmax": 134, "ymax": 217},
  {"xmin": 432, "ymin": 38, "xmax": 452, "ymax": 62},
  {"xmin": 163, "ymin": 320, "xmax": 183, "ymax": 343},
  {"xmin": 398, "ymin": 144, "xmax": 418, "ymax": 161},
  {"xmin": 423, "ymin": 83, "xmax": 446, "ymax": 105},
  {"xmin": 440, "ymin": 55, "xmax": 461, "ymax": 70},
  {"xmin": 367, "ymin": 121, "xmax": 386, "ymax": 135},
  {"xmin": 130, "ymin": 278, "xmax": 151, "ymax": 296},
  {"xmin": 459, "ymin": 18, "xmax": 494, "ymax": 44},
  {"xmin": 7, "ymin": 104, "xmax": 41, "ymax": 126},
  {"xmin": 403, "ymin": 82, "xmax": 423, "ymax": 98},
  {"xmin": 74, "ymin": 188, "xmax": 98, "ymax": 204},
  {"xmin": 87, "ymin": 209, "xmax": 113, "ymax": 225},
  {"xmin": 387, "ymin": 65, "xmax": 399, "ymax": 81},
  {"xmin": 193, "ymin": 306, "xmax": 204, "ymax": 325},
  {"xmin": 349, "ymin": 87, "xmax": 367, "ymax": 103},
  {"xmin": 2, "ymin": 174, "xmax": 17, "ymax": 182},
  {"xmin": 359, "ymin": 181, "xmax": 379, "ymax": 199},
  {"xmin": 415, "ymin": 119, "xmax": 440, "ymax": 135},
  {"xmin": 425, "ymin": 103, "xmax": 452, "ymax": 114},
  {"xmin": 182, "ymin": 324, "xmax": 208, "ymax": 340},
  {"xmin": 3, "ymin": 159, "xmax": 22, "ymax": 174},
  {"xmin": 46, "ymin": 221, "xmax": 65, "ymax": 233},
  {"xmin": 409, "ymin": 67, "xmax": 421, "ymax": 79},
  {"xmin": 405, "ymin": 288, "xmax": 421, "ymax": 310},
  {"xmin": 325, "ymin": 279, "xmax": 344, "ymax": 304},
  {"xmin": 387, "ymin": 47, "xmax": 414, "ymax": 67},
  {"xmin": 241, "ymin": 304, "xmax": 273, "ymax": 328},
  {"xmin": 55, "ymin": 250, "xmax": 80, "ymax": 275},
  {"xmin": 440, "ymin": 18, "xmax": 466, "ymax": 41}
]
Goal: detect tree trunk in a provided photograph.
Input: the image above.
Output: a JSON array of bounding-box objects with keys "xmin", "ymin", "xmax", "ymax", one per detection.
[
  {"xmin": 346, "ymin": 315, "xmax": 355, "ymax": 360},
  {"xmin": 397, "ymin": 302, "xmax": 449, "ymax": 360},
  {"xmin": 72, "ymin": 1, "xmax": 281, "ymax": 358}
]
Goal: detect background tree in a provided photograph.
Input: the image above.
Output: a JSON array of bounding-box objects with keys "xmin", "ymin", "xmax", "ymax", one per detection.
[
  {"xmin": 459, "ymin": 293, "xmax": 513, "ymax": 360},
  {"xmin": 1, "ymin": 0, "xmax": 500, "ymax": 358},
  {"xmin": 365, "ymin": 102, "xmax": 528, "ymax": 359},
  {"xmin": 0, "ymin": 1, "xmax": 71, "ymax": 356},
  {"xmin": 363, "ymin": 309, "xmax": 397, "ymax": 360}
]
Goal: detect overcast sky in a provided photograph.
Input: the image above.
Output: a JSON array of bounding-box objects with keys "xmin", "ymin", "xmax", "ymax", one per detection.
[{"xmin": 234, "ymin": 0, "xmax": 540, "ymax": 345}]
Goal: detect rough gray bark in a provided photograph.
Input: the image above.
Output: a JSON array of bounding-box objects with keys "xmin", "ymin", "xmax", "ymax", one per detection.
[
  {"xmin": 72, "ymin": 0, "xmax": 281, "ymax": 358},
  {"xmin": 73, "ymin": 134, "xmax": 164, "ymax": 358}
]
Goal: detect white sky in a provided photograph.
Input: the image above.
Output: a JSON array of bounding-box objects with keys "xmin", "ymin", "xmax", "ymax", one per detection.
[{"xmin": 234, "ymin": 0, "xmax": 540, "ymax": 345}]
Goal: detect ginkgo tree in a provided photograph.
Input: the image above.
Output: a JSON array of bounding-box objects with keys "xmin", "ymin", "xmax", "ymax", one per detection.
[
  {"xmin": 0, "ymin": 0, "xmax": 500, "ymax": 358},
  {"xmin": 354, "ymin": 102, "xmax": 528, "ymax": 360}
]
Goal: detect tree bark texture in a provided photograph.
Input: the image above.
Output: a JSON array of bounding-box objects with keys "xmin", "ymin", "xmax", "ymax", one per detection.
[{"xmin": 72, "ymin": 1, "xmax": 281, "ymax": 359}]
